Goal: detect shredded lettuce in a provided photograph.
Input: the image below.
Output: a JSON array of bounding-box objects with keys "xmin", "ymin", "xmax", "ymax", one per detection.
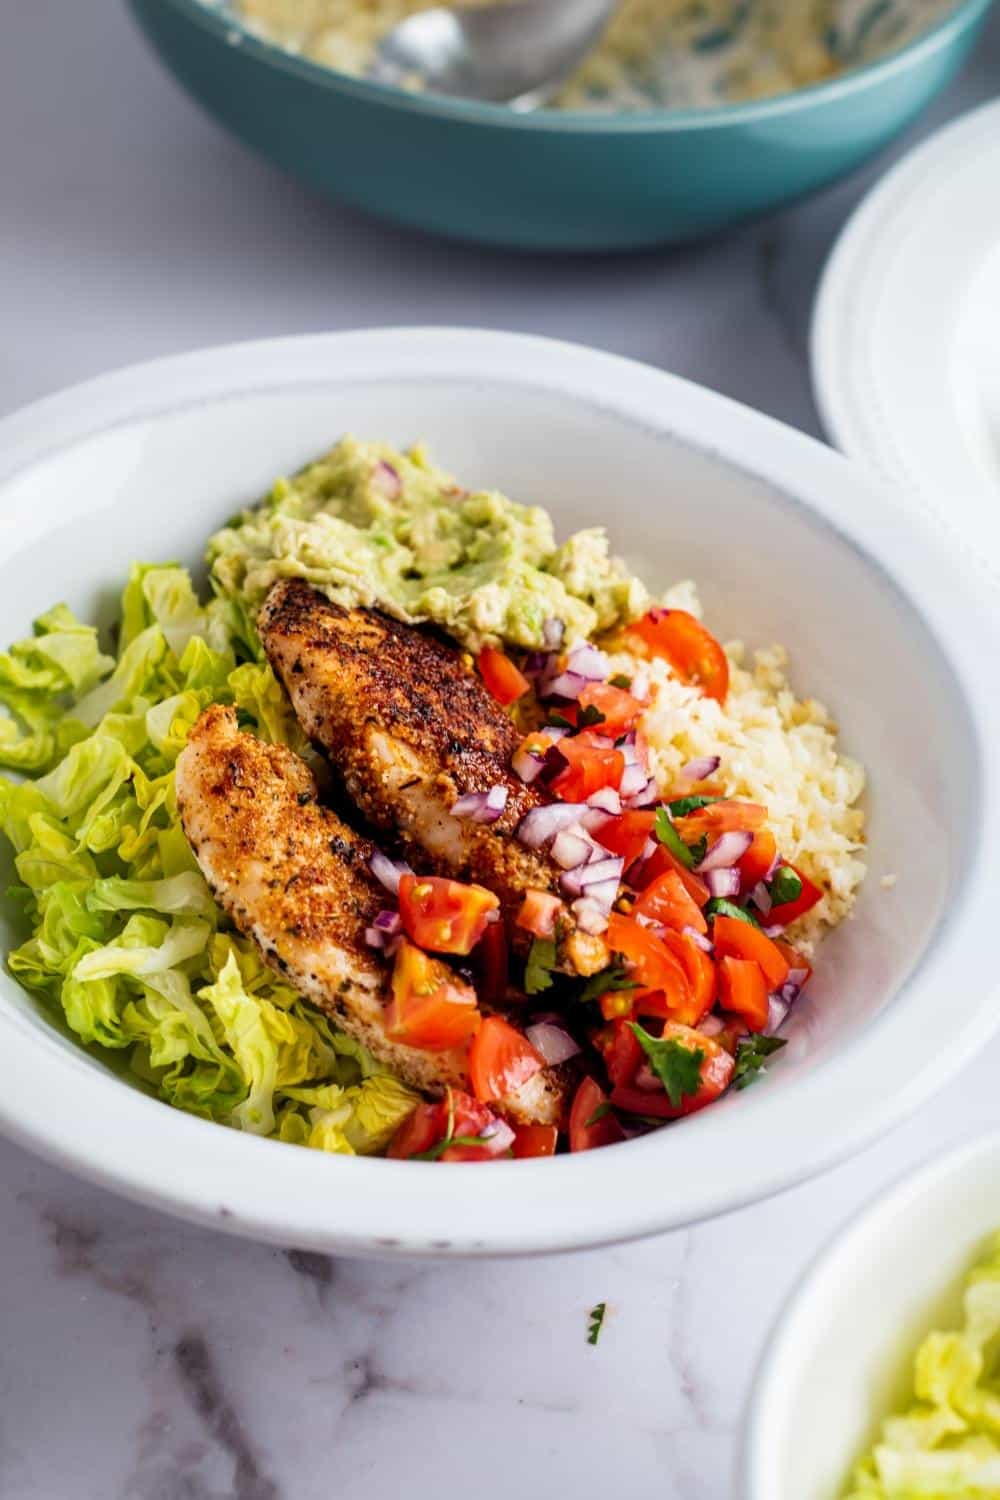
[
  {"xmin": 845, "ymin": 1233, "xmax": 1000, "ymax": 1497},
  {"xmin": 0, "ymin": 563, "xmax": 419, "ymax": 1155}
]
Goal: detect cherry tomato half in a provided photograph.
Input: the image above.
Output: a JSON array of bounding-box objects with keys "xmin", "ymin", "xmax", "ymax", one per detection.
[
  {"xmin": 569, "ymin": 1076, "xmax": 625, "ymax": 1152},
  {"xmin": 627, "ymin": 609, "xmax": 729, "ymax": 702},
  {"xmin": 385, "ymin": 940, "xmax": 481, "ymax": 1051},
  {"xmin": 632, "ymin": 868, "xmax": 708, "ymax": 935},
  {"xmin": 716, "ymin": 955, "xmax": 770, "ymax": 1031},
  {"xmin": 610, "ymin": 1023, "xmax": 734, "ymax": 1120},
  {"xmin": 398, "ymin": 874, "xmax": 499, "ymax": 956},
  {"xmin": 468, "ymin": 1016, "xmax": 545, "ymax": 1103}
]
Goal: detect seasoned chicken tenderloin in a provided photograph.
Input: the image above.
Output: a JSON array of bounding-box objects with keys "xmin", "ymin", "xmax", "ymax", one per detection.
[
  {"xmin": 175, "ymin": 705, "xmax": 570, "ymax": 1126},
  {"xmin": 258, "ymin": 578, "xmax": 608, "ymax": 977}
]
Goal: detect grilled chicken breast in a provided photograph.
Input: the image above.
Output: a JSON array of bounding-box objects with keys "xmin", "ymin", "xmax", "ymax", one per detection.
[
  {"xmin": 176, "ymin": 704, "xmax": 568, "ymax": 1125},
  {"xmin": 258, "ymin": 578, "xmax": 608, "ymax": 977}
]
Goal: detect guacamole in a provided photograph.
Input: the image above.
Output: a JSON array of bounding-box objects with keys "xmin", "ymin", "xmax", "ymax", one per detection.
[{"xmin": 207, "ymin": 437, "xmax": 648, "ymax": 651}]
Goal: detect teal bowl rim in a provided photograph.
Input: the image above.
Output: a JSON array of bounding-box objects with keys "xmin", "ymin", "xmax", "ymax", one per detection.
[{"xmin": 146, "ymin": 0, "xmax": 993, "ymax": 133}]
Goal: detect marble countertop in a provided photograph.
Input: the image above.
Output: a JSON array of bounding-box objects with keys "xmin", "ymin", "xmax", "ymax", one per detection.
[{"xmin": 2, "ymin": 5, "xmax": 1000, "ymax": 1497}]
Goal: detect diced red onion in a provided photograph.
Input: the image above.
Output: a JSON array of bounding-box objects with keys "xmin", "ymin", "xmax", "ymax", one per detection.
[
  {"xmin": 680, "ymin": 755, "xmax": 721, "ymax": 782},
  {"xmin": 566, "ymin": 877, "xmax": 621, "ymax": 916},
  {"xmin": 619, "ymin": 761, "xmax": 651, "ymax": 799},
  {"xmin": 635, "ymin": 1063, "xmax": 662, "ymax": 1093},
  {"xmin": 517, "ymin": 803, "xmax": 590, "ymax": 850},
  {"xmin": 542, "ymin": 618, "xmax": 565, "ymax": 650},
  {"xmin": 572, "ymin": 897, "xmax": 610, "ymax": 935},
  {"xmin": 580, "ymin": 808, "xmax": 616, "ymax": 838},
  {"xmin": 587, "ymin": 786, "xmax": 622, "ymax": 815},
  {"xmin": 765, "ymin": 995, "xmax": 791, "ymax": 1035},
  {"xmin": 762, "ymin": 923, "xmax": 786, "ymax": 938},
  {"xmin": 545, "ymin": 670, "xmax": 589, "ymax": 701},
  {"xmin": 695, "ymin": 830, "xmax": 753, "ymax": 873},
  {"xmin": 522, "ymin": 651, "xmax": 550, "ymax": 678},
  {"xmin": 373, "ymin": 909, "xmax": 402, "ymax": 934},
  {"xmin": 751, "ymin": 880, "xmax": 772, "ymax": 916},
  {"xmin": 525, "ymin": 1022, "xmax": 581, "ymax": 1065},
  {"xmin": 787, "ymin": 966, "xmax": 809, "ymax": 987},
  {"xmin": 623, "ymin": 776, "xmax": 658, "ymax": 809},
  {"xmin": 698, "ymin": 1014, "xmax": 724, "ymax": 1037},
  {"xmin": 512, "ymin": 744, "xmax": 547, "ymax": 784},
  {"xmin": 369, "ymin": 850, "xmax": 412, "ymax": 895},
  {"xmin": 451, "ymin": 785, "xmax": 509, "ymax": 823},
  {"xmin": 551, "ymin": 828, "xmax": 594, "ymax": 870},
  {"xmin": 705, "ymin": 867, "xmax": 741, "ymax": 898},
  {"xmin": 559, "ymin": 855, "xmax": 624, "ymax": 899},
  {"xmin": 371, "ymin": 460, "xmax": 401, "ymax": 499},
  {"xmin": 764, "ymin": 850, "xmax": 781, "ymax": 882},
  {"xmin": 479, "ymin": 1118, "xmax": 516, "ymax": 1154},
  {"xmin": 364, "ymin": 910, "xmax": 402, "ymax": 952},
  {"xmin": 566, "ymin": 643, "xmax": 610, "ymax": 681},
  {"xmin": 682, "ymin": 925, "xmax": 714, "ymax": 953}
]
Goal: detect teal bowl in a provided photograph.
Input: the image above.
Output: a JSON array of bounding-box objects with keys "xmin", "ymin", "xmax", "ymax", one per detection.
[{"xmin": 128, "ymin": 0, "xmax": 994, "ymax": 250}]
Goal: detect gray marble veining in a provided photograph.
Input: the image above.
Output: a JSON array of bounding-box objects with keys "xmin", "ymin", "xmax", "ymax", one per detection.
[{"xmin": 2, "ymin": 4, "xmax": 1000, "ymax": 1497}]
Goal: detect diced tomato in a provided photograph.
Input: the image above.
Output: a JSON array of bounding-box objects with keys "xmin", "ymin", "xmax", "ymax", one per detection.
[
  {"xmin": 738, "ymin": 829, "xmax": 777, "ymax": 892},
  {"xmin": 468, "ymin": 1016, "xmax": 545, "ymax": 1103},
  {"xmin": 627, "ymin": 609, "xmax": 730, "ymax": 702},
  {"xmin": 712, "ymin": 914, "xmax": 790, "ymax": 989},
  {"xmin": 388, "ymin": 1099, "xmax": 446, "ymax": 1159},
  {"xmin": 385, "ymin": 940, "xmax": 481, "ymax": 1051},
  {"xmin": 515, "ymin": 888, "xmax": 564, "ymax": 941},
  {"xmin": 774, "ymin": 937, "xmax": 813, "ymax": 988},
  {"xmin": 398, "ymin": 874, "xmax": 499, "ymax": 956},
  {"xmin": 593, "ymin": 1018, "xmax": 644, "ymax": 1089},
  {"xmin": 633, "ymin": 869, "xmax": 708, "ymax": 935},
  {"xmin": 475, "ymin": 918, "xmax": 509, "ymax": 1004},
  {"xmin": 716, "ymin": 955, "xmax": 770, "ymax": 1030},
  {"xmin": 512, "ymin": 1123, "xmax": 559, "ymax": 1159},
  {"xmin": 634, "ymin": 842, "xmax": 711, "ymax": 908},
  {"xmin": 768, "ymin": 863, "xmax": 824, "ymax": 927},
  {"xmin": 675, "ymin": 800, "xmax": 768, "ymax": 841},
  {"xmin": 548, "ymin": 731, "xmax": 625, "ymax": 802},
  {"xmin": 569, "ymin": 1076, "xmax": 625, "ymax": 1152},
  {"xmin": 610, "ymin": 1022, "xmax": 735, "ymax": 1119},
  {"xmin": 606, "ymin": 913, "xmax": 691, "ymax": 1015},
  {"xmin": 576, "ymin": 680, "xmax": 644, "ymax": 735},
  {"xmin": 592, "ymin": 809, "xmax": 656, "ymax": 871},
  {"xmin": 661, "ymin": 929, "xmax": 716, "ymax": 1026},
  {"xmin": 477, "ymin": 645, "xmax": 530, "ymax": 706}
]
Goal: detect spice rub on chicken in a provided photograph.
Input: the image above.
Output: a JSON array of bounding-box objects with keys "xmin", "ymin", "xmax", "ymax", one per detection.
[
  {"xmin": 258, "ymin": 578, "xmax": 610, "ymax": 977},
  {"xmin": 175, "ymin": 704, "xmax": 569, "ymax": 1125}
]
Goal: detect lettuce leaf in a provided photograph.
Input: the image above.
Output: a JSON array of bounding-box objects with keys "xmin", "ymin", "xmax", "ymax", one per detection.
[
  {"xmin": 0, "ymin": 563, "xmax": 419, "ymax": 1155},
  {"xmin": 845, "ymin": 1234, "xmax": 1000, "ymax": 1497}
]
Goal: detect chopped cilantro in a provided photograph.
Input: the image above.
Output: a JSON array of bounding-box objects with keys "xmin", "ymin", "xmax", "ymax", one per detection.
[
  {"xmin": 579, "ymin": 961, "xmax": 636, "ymax": 1006},
  {"xmin": 609, "ymin": 674, "xmax": 633, "ymax": 690},
  {"xmin": 413, "ymin": 1133, "xmax": 495, "ymax": 1161},
  {"xmin": 587, "ymin": 1301, "xmax": 607, "ymax": 1346},
  {"xmin": 769, "ymin": 866, "xmax": 803, "ymax": 905},
  {"xmin": 630, "ymin": 1022, "xmax": 705, "ymax": 1107},
  {"xmin": 576, "ymin": 703, "xmax": 606, "ymax": 729},
  {"xmin": 704, "ymin": 897, "xmax": 761, "ymax": 928},
  {"xmin": 584, "ymin": 1101, "xmax": 613, "ymax": 1129},
  {"xmin": 546, "ymin": 711, "xmax": 575, "ymax": 730},
  {"xmin": 733, "ymin": 1033, "xmax": 787, "ymax": 1090},
  {"xmin": 525, "ymin": 938, "xmax": 557, "ymax": 995},
  {"xmin": 654, "ymin": 805, "xmax": 703, "ymax": 871},
  {"xmin": 666, "ymin": 794, "xmax": 723, "ymax": 817}
]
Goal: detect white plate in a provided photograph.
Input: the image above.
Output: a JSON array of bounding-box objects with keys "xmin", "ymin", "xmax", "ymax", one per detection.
[
  {"xmin": 812, "ymin": 98, "xmax": 1000, "ymax": 591},
  {"xmin": 0, "ymin": 328, "xmax": 998, "ymax": 1256}
]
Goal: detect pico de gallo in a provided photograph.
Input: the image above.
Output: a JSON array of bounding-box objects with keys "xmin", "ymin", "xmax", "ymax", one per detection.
[{"xmin": 376, "ymin": 606, "xmax": 821, "ymax": 1163}]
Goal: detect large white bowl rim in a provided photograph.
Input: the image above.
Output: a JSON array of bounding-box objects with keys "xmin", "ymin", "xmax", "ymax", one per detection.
[{"xmin": 0, "ymin": 328, "xmax": 996, "ymax": 1256}]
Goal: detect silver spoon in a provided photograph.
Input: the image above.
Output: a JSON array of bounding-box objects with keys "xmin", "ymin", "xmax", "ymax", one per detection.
[{"xmin": 370, "ymin": 0, "xmax": 617, "ymax": 107}]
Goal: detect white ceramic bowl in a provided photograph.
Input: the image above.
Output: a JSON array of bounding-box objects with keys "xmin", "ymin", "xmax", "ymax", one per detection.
[
  {"xmin": 0, "ymin": 328, "xmax": 996, "ymax": 1256},
  {"xmin": 741, "ymin": 1130, "xmax": 1000, "ymax": 1499}
]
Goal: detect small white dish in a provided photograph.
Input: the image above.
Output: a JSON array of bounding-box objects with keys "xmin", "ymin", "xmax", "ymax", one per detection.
[
  {"xmin": 741, "ymin": 1130, "xmax": 1000, "ymax": 1500},
  {"xmin": 0, "ymin": 328, "xmax": 997, "ymax": 1256},
  {"xmin": 812, "ymin": 98, "xmax": 1000, "ymax": 593}
]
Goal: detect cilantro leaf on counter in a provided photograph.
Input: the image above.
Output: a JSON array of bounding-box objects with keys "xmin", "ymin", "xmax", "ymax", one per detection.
[{"xmin": 587, "ymin": 1301, "xmax": 608, "ymax": 1346}]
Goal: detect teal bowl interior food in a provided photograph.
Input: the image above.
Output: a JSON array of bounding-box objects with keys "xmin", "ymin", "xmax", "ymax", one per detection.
[{"xmin": 128, "ymin": 0, "xmax": 993, "ymax": 250}]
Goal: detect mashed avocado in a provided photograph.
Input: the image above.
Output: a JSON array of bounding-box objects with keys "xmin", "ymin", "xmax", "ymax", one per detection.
[{"xmin": 207, "ymin": 437, "xmax": 648, "ymax": 651}]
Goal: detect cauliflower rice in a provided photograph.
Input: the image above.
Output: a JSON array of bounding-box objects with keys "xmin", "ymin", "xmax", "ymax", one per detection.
[{"xmin": 612, "ymin": 584, "xmax": 866, "ymax": 955}]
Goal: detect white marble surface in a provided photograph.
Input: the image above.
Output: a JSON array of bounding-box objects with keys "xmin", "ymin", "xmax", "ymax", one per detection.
[{"xmin": 2, "ymin": 5, "xmax": 1000, "ymax": 1497}]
